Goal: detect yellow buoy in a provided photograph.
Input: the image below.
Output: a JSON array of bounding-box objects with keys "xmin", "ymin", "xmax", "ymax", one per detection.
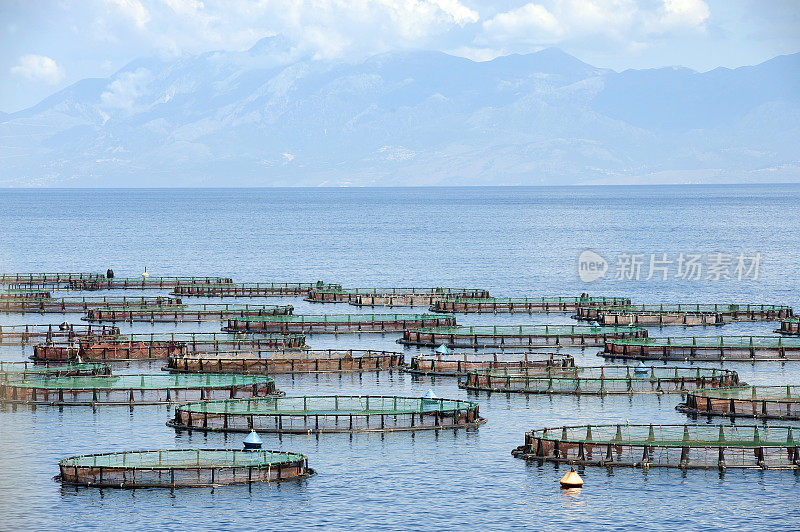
[{"xmin": 560, "ymin": 468, "xmax": 583, "ymax": 489}]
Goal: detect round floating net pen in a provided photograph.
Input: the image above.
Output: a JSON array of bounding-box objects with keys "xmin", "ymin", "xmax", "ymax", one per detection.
[
  {"xmin": 58, "ymin": 449, "xmax": 312, "ymax": 488},
  {"xmin": 168, "ymin": 395, "xmax": 485, "ymax": 433},
  {"xmin": 0, "ymin": 374, "xmax": 279, "ymax": 406},
  {"xmin": 0, "ymin": 361, "xmax": 111, "ymax": 382},
  {"xmin": 166, "ymin": 349, "xmax": 405, "ymax": 374},
  {"xmin": 459, "ymin": 366, "xmax": 739, "ymax": 394},
  {"xmin": 430, "ymin": 296, "xmax": 630, "ymax": 314},
  {"xmin": 512, "ymin": 424, "xmax": 800, "ymax": 470},
  {"xmin": 578, "ymin": 304, "xmax": 792, "ymax": 324},
  {"xmin": 224, "ymin": 313, "xmax": 455, "ymax": 333},
  {"xmin": 83, "ymin": 303, "xmax": 293, "ymax": 323},
  {"xmin": 399, "ymin": 325, "xmax": 647, "ymax": 348},
  {"xmin": 602, "ymin": 336, "xmax": 800, "ymax": 361},
  {"xmin": 679, "ymin": 386, "xmax": 800, "ymax": 420},
  {"xmin": 404, "ymin": 352, "xmax": 575, "ymax": 376}
]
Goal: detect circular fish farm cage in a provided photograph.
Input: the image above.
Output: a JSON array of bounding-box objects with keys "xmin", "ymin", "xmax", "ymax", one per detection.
[
  {"xmin": 166, "ymin": 349, "xmax": 405, "ymax": 374},
  {"xmin": 66, "ymin": 276, "xmax": 233, "ymax": 291},
  {"xmin": 32, "ymin": 332, "xmax": 306, "ymax": 362},
  {"xmin": 0, "ymin": 289, "xmax": 52, "ymax": 300},
  {"xmin": 345, "ymin": 288, "xmax": 490, "ymax": 308},
  {"xmin": 404, "ymin": 352, "xmax": 575, "ymax": 376},
  {"xmin": 460, "ymin": 366, "xmax": 739, "ymax": 394},
  {"xmin": 0, "ymin": 324, "xmax": 119, "ymax": 345},
  {"xmin": 576, "ymin": 303, "xmax": 793, "ymax": 322},
  {"xmin": 0, "ymin": 273, "xmax": 104, "ymax": 286},
  {"xmin": 678, "ymin": 386, "xmax": 800, "ymax": 420},
  {"xmin": 399, "ymin": 325, "xmax": 647, "ymax": 348},
  {"xmin": 0, "ymin": 361, "xmax": 111, "ymax": 382},
  {"xmin": 0, "ymin": 296, "xmax": 182, "ymax": 314},
  {"xmin": 171, "ymin": 282, "xmax": 339, "ymax": 297},
  {"xmin": 224, "ymin": 313, "xmax": 455, "ymax": 334},
  {"xmin": 58, "ymin": 449, "xmax": 312, "ymax": 488},
  {"xmin": 777, "ymin": 319, "xmax": 800, "ymax": 336},
  {"xmin": 83, "ymin": 303, "xmax": 293, "ymax": 323},
  {"xmin": 602, "ymin": 336, "xmax": 800, "ymax": 361},
  {"xmin": 0, "ymin": 374, "xmax": 279, "ymax": 405},
  {"xmin": 168, "ymin": 395, "xmax": 485, "ymax": 434},
  {"xmin": 511, "ymin": 424, "xmax": 800, "ymax": 470},
  {"xmin": 430, "ymin": 296, "xmax": 630, "ymax": 314}
]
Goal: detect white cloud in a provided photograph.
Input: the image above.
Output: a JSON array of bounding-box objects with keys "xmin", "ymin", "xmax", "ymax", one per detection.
[
  {"xmin": 480, "ymin": 0, "xmax": 709, "ymax": 46},
  {"xmin": 10, "ymin": 55, "xmax": 66, "ymax": 85},
  {"xmin": 101, "ymin": 68, "xmax": 153, "ymax": 109},
  {"xmin": 105, "ymin": 0, "xmax": 150, "ymax": 28}
]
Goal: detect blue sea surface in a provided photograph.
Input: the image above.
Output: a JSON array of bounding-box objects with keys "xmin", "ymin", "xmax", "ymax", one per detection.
[{"xmin": 0, "ymin": 185, "xmax": 799, "ymax": 531}]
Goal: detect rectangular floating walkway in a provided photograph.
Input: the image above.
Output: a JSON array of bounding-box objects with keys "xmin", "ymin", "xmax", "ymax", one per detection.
[
  {"xmin": 224, "ymin": 313, "xmax": 455, "ymax": 333},
  {"xmin": 399, "ymin": 325, "xmax": 647, "ymax": 348}
]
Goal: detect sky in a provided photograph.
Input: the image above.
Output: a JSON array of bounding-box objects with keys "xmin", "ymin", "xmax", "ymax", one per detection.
[{"xmin": 1, "ymin": 0, "xmax": 799, "ymax": 113}]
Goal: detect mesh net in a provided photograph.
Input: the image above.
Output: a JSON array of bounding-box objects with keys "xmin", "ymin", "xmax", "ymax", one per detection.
[
  {"xmin": 408, "ymin": 325, "xmax": 645, "ymax": 335},
  {"xmin": 232, "ymin": 313, "xmax": 445, "ymax": 323},
  {"xmin": 8, "ymin": 373, "xmax": 272, "ymax": 390},
  {"xmin": 181, "ymin": 395, "xmax": 475, "ymax": 415},
  {"xmin": 588, "ymin": 303, "xmax": 792, "ymax": 314},
  {"xmin": 610, "ymin": 336, "xmax": 800, "ymax": 347},
  {"xmin": 62, "ymin": 449, "xmax": 302, "ymax": 468}
]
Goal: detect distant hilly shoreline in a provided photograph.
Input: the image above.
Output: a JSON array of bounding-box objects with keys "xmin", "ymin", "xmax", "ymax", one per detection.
[{"xmin": 2, "ymin": 40, "xmax": 798, "ymax": 187}]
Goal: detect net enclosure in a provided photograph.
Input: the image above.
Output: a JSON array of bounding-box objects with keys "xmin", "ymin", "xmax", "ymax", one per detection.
[
  {"xmin": 0, "ymin": 374, "xmax": 279, "ymax": 405},
  {"xmin": 512, "ymin": 424, "xmax": 800, "ymax": 470},
  {"xmin": 224, "ymin": 313, "xmax": 455, "ymax": 334},
  {"xmin": 58, "ymin": 449, "xmax": 312, "ymax": 488},
  {"xmin": 166, "ymin": 349, "xmax": 405, "ymax": 374},
  {"xmin": 83, "ymin": 303, "xmax": 293, "ymax": 323},
  {"xmin": 404, "ymin": 352, "xmax": 575, "ymax": 376},
  {"xmin": 0, "ymin": 361, "xmax": 110, "ymax": 382},
  {"xmin": 399, "ymin": 325, "xmax": 647, "ymax": 348},
  {"xmin": 459, "ymin": 366, "xmax": 740, "ymax": 394},
  {"xmin": 168, "ymin": 395, "xmax": 485, "ymax": 433},
  {"xmin": 0, "ymin": 324, "xmax": 119, "ymax": 345},
  {"xmin": 576, "ymin": 303, "xmax": 793, "ymax": 322},
  {"xmin": 430, "ymin": 296, "xmax": 631, "ymax": 314},
  {"xmin": 0, "ymin": 296, "xmax": 182, "ymax": 313},
  {"xmin": 33, "ymin": 332, "xmax": 306, "ymax": 362},
  {"xmin": 777, "ymin": 318, "xmax": 800, "ymax": 335},
  {"xmin": 602, "ymin": 336, "xmax": 800, "ymax": 361},
  {"xmin": 171, "ymin": 281, "xmax": 340, "ymax": 297},
  {"xmin": 304, "ymin": 287, "xmax": 489, "ymax": 306},
  {"xmin": 678, "ymin": 386, "xmax": 800, "ymax": 420},
  {"xmin": 66, "ymin": 276, "xmax": 234, "ymax": 290},
  {"xmin": 0, "ymin": 273, "xmax": 104, "ymax": 286},
  {"xmin": 0, "ymin": 289, "xmax": 52, "ymax": 300}
]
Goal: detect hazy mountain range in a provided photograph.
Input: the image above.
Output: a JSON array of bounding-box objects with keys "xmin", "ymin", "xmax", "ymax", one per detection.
[{"xmin": 2, "ymin": 38, "xmax": 798, "ymax": 187}]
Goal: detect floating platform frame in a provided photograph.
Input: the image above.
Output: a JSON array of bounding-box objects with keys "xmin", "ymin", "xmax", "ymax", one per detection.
[
  {"xmin": 32, "ymin": 332, "xmax": 306, "ymax": 362},
  {"xmin": 57, "ymin": 449, "xmax": 312, "ymax": 488},
  {"xmin": 224, "ymin": 313, "xmax": 455, "ymax": 334},
  {"xmin": 0, "ymin": 289, "xmax": 52, "ymax": 300},
  {"xmin": 0, "ymin": 361, "xmax": 111, "ymax": 382},
  {"xmin": 171, "ymin": 282, "xmax": 341, "ymax": 297},
  {"xmin": 678, "ymin": 386, "xmax": 800, "ymax": 420},
  {"xmin": 576, "ymin": 303, "xmax": 793, "ymax": 322},
  {"xmin": 601, "ymin": 336, "xmax": 800, "ymax": 362},
  {"xmin": 0, "ymin": 374, "xmax": 279, "ymax": 405},
  {"xmin": 66, "ymin": 276, "xmax": 233, "ymax": 290},
  {"xmin": 512, "ymin": 424, "xmax": 800, "ymax": 470},
  {"xmin": 430, "ymin": 296, "xmax": 630, "ymax": 314},
  {"xmin": 777, "ymin": 319, "xmax": 800, "ymax": 336},
  {"xmin": 83, "ymin": 303, "xmax": 293, "ymax": 323},
  {"xmin": 403, "ymin": 352, "xmax": 575, "ymax": 376},
  {"xmin": 305, "ymin": 287, "xmax": 490, "ymax": 307},
  {"xmin": 0, "ymin": 296, "xmax": 182, "ymax": 314},
  {"xmin": 459, "ymin": 366, "xmax": 740, "ymax": 394},
  {"xmin": 398, "ymin": 325, "xmax": 647, "ymax": 348},
  {"xmin": 0, "ymin": 324, "xmax": 119, "ymax": 345},
  {"xmin": 166, "ymin": 349, "xmax": 405, "ymax": 374},
  {"xmin": 168, "ymin": 395, "xmax": 485, "ymax": 433}
]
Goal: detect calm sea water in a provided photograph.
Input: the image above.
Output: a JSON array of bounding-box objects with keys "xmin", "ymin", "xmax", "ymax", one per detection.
[{"xmin": 1, "ymin": 185, "xmax": 799, "ymax": 531}]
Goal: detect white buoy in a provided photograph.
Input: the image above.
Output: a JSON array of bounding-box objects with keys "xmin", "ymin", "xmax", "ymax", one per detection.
[
  {"xmin": 634, "ymin": 361, "xmax": 648, "ymax": 374},
  {"xmin": 243, "ymin": 430, "xmax": 262, "ymax": 450},
  {"xmin": 435, "ymin": 344, "xmax": 449, "ymax": 355},
  {"xmin": 423, "ymin": 389, "xmax": 437, "ymax": 400}
]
